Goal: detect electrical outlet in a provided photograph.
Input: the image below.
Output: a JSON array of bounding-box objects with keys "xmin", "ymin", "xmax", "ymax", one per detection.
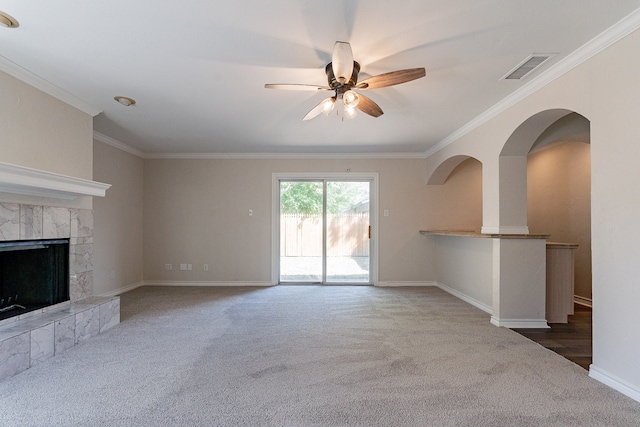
[
  {"xmin": 187, "ymin": 264, "xmax": 192, "ymax": 271},
  {"xmin": 180, "ymin": 263, "xmax": 187, "ymax": 271},
  {"xmin": 110, "ymin": 270, "xmax": 116, "ymax": 279},
  {"xmin": 204, "ymin": 264, "xmax": 209, "ymax": 271},
  {"xmin": 165, "ymin": 264, "xmax": 172, "ymax": 270},
  {"xmin": 384, "ymin": 209, "xmax": 390, "ymax": 217}
]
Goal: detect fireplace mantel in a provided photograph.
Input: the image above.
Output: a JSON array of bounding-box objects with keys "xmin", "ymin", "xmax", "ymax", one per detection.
[{"xmin": 0, "ymin": 162, "xmax": 110, "ymax": 200}]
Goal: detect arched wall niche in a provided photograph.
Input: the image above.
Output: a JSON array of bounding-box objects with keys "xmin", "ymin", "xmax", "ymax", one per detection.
[
  {"xmin": 488, "ymin": 108, "xmax": 591, "ymax": 235},
  {"xmin": 426, "ymin": 154, "xmax": 478, "ymax": 185},
  {"xmin": 423, "ymin": 109, "xmax": 591, "ymax": 235},
  {"xmin": 424, "ymin": 156, "xmax": 483, "ymax": 233},
  {"xmin": 529, "ymin": 112, "xmax": 590, "ymax": 153},
  {"xmin": 501, "ymin": 108, "xmax": 582, "ymax": 156}
]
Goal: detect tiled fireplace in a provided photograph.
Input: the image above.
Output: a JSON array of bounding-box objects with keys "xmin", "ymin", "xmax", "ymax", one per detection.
[{"xmin": 0, "ymin": 202, "xmax": 119, "ymax": 381}]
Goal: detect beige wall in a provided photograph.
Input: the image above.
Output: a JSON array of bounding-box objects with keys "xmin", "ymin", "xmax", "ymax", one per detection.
[
  {"xmin": 588, "ymin": 30, "xmax": 640, "ymax": 391},
  {"xmin": 433, "ymin": 235, "xmax": 493, "ymax": 310},
  {"xmin": 143, "ymin": 157, "xmax": 434, "ymax": 284},
  {"xmin": 93, "ymin": 140, "xmax": 144, "ymax": 295},
  {"xmin": 0, "ymin": 71, "xmax": 93, "ymax": 180},
  {"xmin": 424, "ymin": 29, "xmax": 640, "ymax": 395},
  {"xmin": 528, "ymin": 141, "xmax": 591, "ymax": 299}
]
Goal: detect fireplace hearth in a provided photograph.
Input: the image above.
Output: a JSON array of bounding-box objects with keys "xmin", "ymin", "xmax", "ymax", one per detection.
[
  {"xmin": 0, "ymin": 203, "xmax": 120, "ymax": 382},
  {"xmin": 0, "ymin": 170, "xmax": 117, "ymax": 382},
  {"xmin": 0, "ymin": 239, "xmax": 69, "ymax": 321}
]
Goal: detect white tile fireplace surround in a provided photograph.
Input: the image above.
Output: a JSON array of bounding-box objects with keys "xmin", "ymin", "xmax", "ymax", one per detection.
[{"xmin": 0, "ymin": 201, "xmax": 119, "ymax": 381}]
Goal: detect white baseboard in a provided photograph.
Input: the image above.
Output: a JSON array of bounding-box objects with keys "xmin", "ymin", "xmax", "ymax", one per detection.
[
  {"xmin": 376, "ymin": 281, "xmax": 437, "ymax": 287},
  {"xmin": 589, "ymin": 365, "xmax": 640, "ymax": 403},
  {"xmin": 435, "ymin": 282, "xmax": 493, "ymax": 314},
  {"xmin": 97, "ymin": 281, "xmax": 144, "ymax": 297},
  {"xmin": 490, "ymin": 316, "xmax": 549, "ymax": 329},
  {"xmin": 574, "ymin": 295, "xmax": 593, "ymax": 307},
  {"xmin": 142, "ymin": 280, "xmax": 274, "ymax": 287}
]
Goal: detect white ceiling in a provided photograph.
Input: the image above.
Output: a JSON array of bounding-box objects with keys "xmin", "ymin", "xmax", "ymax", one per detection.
[{"xmin": 1, "ymin": 1, "xmax": 639, "ymax": 156}]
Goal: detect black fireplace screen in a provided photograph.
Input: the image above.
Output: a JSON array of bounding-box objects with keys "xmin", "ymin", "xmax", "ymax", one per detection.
[{"xmin": 0, "ymin": 239, "xmax": 69, "ymax": 321}]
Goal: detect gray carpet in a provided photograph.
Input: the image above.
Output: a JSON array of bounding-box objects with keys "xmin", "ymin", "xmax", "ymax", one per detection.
[{"xmin": 1, "ymin": 286, "xmax": 638, "ymax": 426}]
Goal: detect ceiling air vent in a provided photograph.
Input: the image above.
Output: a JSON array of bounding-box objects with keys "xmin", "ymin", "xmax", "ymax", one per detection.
[{"xmin": 501, "ymin": 54, "xmax": 556, "ymax": 80}]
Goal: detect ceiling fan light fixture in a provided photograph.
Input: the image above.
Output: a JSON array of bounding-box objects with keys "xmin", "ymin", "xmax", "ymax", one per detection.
[
  {"xmin": 321, "ymin": 97, "xmax": 336, "ymax": 116},
  {"xmin": 265, "ymin": 41, "xmax": 425, "ymax": 121},
  {"xmin": 343, "ymin": 90, "xmax": 359, "ymax": 108},
  {"xmin": 0, "ymin": 11, "xmax": 19, "ymax": 28},
  {"xmin": 332, "ymin": 41, "xmax": 354, "ymax": 84},
  {"xmin": 343, "ymin": 104, "xmax": 358, "ymax": 120}
]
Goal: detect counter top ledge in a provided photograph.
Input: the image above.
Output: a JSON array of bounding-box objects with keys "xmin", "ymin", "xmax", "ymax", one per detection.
[
  {"xmin": 419, "ymin": 230, "xmax": 550, "ymax": 239},
  {"xmin": 547, "ymin": 242, "xmax": 579, "ymax": 248}
]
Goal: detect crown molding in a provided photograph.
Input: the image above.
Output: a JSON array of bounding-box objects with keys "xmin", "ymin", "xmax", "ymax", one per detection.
[
  {"xmin": 93, "ymin": 132, "xmax": 427, "ymax": 160},
  {"xmin": 0, "ymin": 55, "xmax": 102, "ymax": 117},
  {"xmin": 424, "ymin": 7, "xmax": 640, "ymax": 158},
  {"xmin": 93, "ymin": 132, "xmax": 146, "ymax": 158},
  {"xmin": 144, "ymin": 151, "xmax": 427, "ymax": 160}
]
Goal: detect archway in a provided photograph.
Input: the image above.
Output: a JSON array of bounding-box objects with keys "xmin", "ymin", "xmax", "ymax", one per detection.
[
  {"xmin": 527, "ymin": 113, "xmax": 591, "ymax": 304},
  {"xmin": 486, "ymin": 109, "xmax": 581, "ymax": 234},
  {"xmin": 499, "ymin": 109, "xmax": 592, "ymax": 302},
  {"xmin": 505, "ymin": 110, "xmax": 592, "ymax": 368}
]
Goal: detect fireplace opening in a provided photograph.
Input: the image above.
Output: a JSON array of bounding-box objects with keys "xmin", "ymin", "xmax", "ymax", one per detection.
[{"xmin": 0, "ymin": 239, "xmax": 69, "ymax": 321}]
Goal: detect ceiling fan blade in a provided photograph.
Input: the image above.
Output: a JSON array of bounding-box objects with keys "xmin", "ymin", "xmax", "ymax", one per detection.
[
  {"xmin": 331, "ymin": 41, "xmax": 354, "ymax": 84},
  {"xmin": 265, "ymin": 84, "xmax": 331, "ymax": 91},
  {"xmin": 356, "ymin": 68, "xmax": 426, "ymax": 90},
  {"xmin": 356, "ymin": 93, "xmax": 384, "ymax": 118},
  {"xmin": 303, "ymin": 97, "xmax": 335, "ymax": 121}
]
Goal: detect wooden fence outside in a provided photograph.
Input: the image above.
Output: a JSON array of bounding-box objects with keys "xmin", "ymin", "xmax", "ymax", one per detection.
[{"xmin": 281, "ymin": 213, "xmax": 370, "ymax": 257}]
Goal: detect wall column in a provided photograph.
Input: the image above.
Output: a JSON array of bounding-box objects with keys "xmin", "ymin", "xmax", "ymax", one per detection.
[
  {"xmin": 491, "ymin": 237, "xmax": 548, "ymax": 328},
  {"xmin": 481, "ymin": 155, "xmax": 529, "ymax": 234}
]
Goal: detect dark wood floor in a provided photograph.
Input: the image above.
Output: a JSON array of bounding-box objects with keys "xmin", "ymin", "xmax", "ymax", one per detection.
[{"xmin": 513, "ymin": 304, "xmax": 592, "ymax": 370}]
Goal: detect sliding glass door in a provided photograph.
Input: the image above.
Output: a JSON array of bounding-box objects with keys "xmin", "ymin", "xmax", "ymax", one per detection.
[
  {"xmin": 279, "ymin": 181, "xmax": 324, "ymax": 282},
  {"xmin": 325, "ymin": 181, "xmax": 370, "ymax": 283},
  {"xmin": 279, "ymin": 179, "xmax": 371, "ymax": 284}
]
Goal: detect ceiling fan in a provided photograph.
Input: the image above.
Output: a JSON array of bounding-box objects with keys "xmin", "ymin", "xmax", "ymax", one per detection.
[{"xmin": 265, "ymin": 41, "xmax": 426, "ymax": 120}]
